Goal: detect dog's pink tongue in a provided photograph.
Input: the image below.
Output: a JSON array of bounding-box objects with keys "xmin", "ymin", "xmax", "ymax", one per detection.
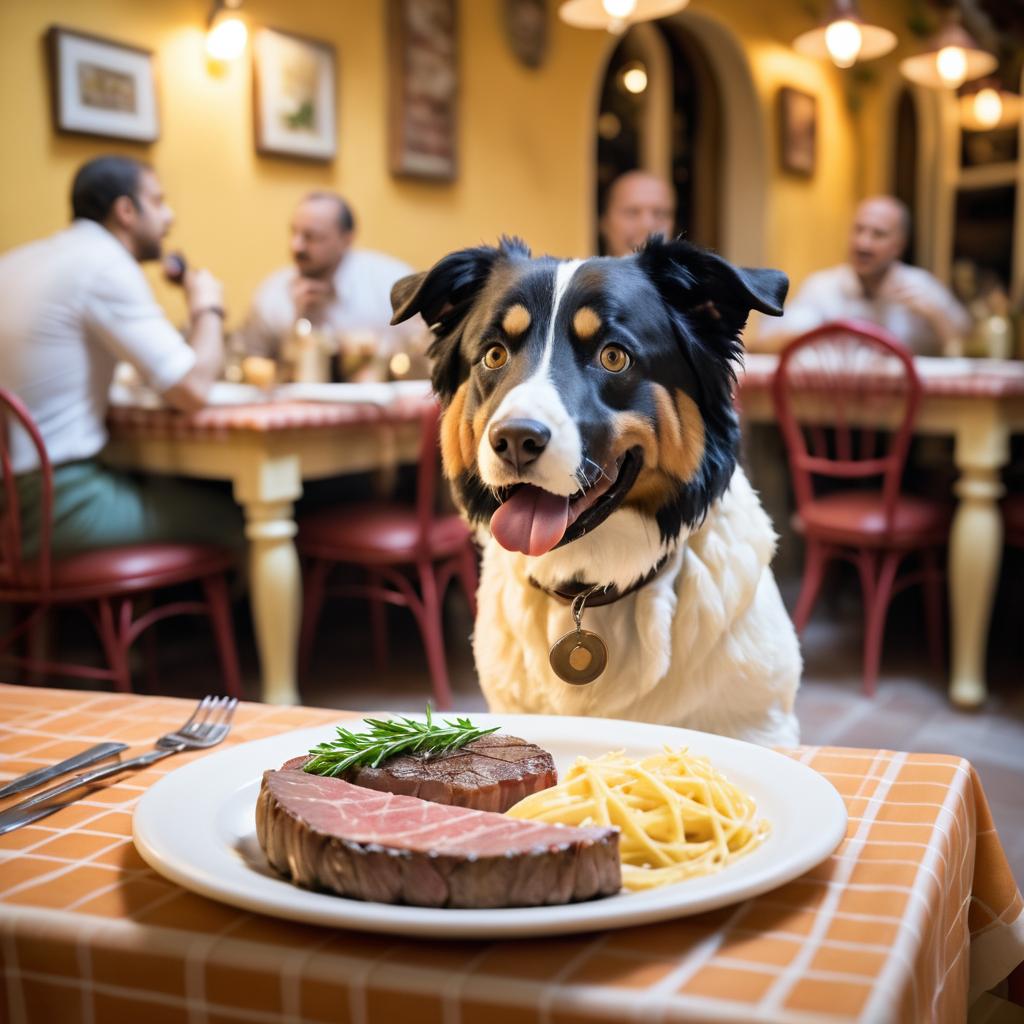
[{"xmin": 491, "ymin": 486, "xmax": 570, "ymax": 556}]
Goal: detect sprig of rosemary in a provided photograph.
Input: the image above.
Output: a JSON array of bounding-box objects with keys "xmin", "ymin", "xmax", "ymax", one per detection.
[{"xmin": 303, "ymin": 705, "xmax": 500, "ymax": 777}]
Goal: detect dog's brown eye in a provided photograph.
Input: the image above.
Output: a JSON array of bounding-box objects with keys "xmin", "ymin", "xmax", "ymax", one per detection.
[
  {"xmin": 599, "ymin": 345, "xmax": 630, "ymax": 373},
  {"xmin": 483, "ymin": 344, "xmax": 508, "ymax": 369}
]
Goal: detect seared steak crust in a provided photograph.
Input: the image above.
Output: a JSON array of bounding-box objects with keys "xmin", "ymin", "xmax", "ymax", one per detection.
[
  {"xmin": 256, "ymin": 769, "xmax": 621, "ymax": 908},
  {"xmin": 284, "ymin": 734, "xmax": 557, "ymax": 813}
]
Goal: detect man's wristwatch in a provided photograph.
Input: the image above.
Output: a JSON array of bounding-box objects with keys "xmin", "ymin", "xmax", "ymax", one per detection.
[{"xmin": 192, "ymin": 305, "xmax": 226, "ymax": 321}]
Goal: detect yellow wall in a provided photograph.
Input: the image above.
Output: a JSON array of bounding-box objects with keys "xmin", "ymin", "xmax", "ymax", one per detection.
[{"xmin": 0, "ymin": 0, "xmax": 910, "ymax": 326}]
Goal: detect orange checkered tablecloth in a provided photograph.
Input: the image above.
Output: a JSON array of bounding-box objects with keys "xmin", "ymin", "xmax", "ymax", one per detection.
[{"xmin": 1, "ymin": 685, "xmax": 1021, "ymax": 1024}]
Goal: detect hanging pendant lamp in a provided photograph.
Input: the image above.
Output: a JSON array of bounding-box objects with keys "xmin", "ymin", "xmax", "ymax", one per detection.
[
  {"xmin": 958, "ymin": 79, "xmax": 1023, "ymax": 132},
  {"xmin": 899, "ymin": 14, "xmax": 997, "ymax": 90},
  {"xmin": 792, "ymin": 0, "xmax": 896, "ymax": 69},
  {"xmin": 558, "ymin": 0, "xmax": 689, "ymax": 34}
]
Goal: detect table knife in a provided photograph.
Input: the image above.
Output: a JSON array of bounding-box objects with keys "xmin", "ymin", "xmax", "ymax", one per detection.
[{"xmin": 0, "ymin": 742, "xmax": 128, "ymax": 800}]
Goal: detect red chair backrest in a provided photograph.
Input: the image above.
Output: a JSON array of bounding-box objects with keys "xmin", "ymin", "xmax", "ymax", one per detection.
[
  {"xmin": 770, "ymin": 320, "xmax": 923, "ymax": 532},
  {"xmin": 0, "ymin": 388, "xmax": 53, "ymax": 590},
  {"xmin": 394, "ymin": 398, "xmax": 455, "ymax": 558}
]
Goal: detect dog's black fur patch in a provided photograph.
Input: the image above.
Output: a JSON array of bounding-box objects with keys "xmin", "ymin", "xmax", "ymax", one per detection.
[{"xmin": 391, "ymin": 236, "xmax": 787, "ymax": 548}]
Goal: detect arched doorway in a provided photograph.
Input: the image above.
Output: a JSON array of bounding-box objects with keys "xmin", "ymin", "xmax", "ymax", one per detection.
[
  {"xmin": 594, "ymin": 21, "xmax": 722, "ymax": 253},
  {"xmin": 892, "ymin": 88, "xmax": 920, "ymax": 267}
]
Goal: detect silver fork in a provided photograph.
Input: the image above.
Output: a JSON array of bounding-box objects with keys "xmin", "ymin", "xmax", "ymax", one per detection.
[{"xmin": 0, "ymin": 695, "xmax": 238, "ymax": 835}]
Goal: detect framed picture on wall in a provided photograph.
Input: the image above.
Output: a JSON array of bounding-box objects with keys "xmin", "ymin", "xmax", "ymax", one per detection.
[
  {"xmin": 46, "ymin": 26, "xmax": 159, "ymax": 143},
  {"xmin": 253, "ymin": 27, "xmax": 337, "ymax": 162},
  {"xmin": 778, "ymin": 86, "xmax": 816, "ymax": 177},
  {"xmin": 388, "ymin": 0, "xmax": 458, "ymax": 181}
]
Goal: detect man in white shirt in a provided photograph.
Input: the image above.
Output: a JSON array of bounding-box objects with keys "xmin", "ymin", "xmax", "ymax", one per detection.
[
  {"xmin": 599, "ymin": 171, "xmax": 676, "ymax": 258},
  {"xmin": 240, "ymin": 192, "xmax": 423, "ymax": 381},
  {"xmin": 756, "ymin": 195, "xmax": 970, "ymax": 356},
  {"xmin": 0, "ymin": 155, "xmax": 241, "ymax": 557}
]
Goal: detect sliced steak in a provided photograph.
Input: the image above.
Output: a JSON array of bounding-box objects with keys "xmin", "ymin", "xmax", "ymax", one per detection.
[
  {"xmin": 256, "ymin": 769, "xmax": 620, "ymax": 908},
  {"xmin": 283, "ymin": 734, "xmax": 556, "ymax": 813}
]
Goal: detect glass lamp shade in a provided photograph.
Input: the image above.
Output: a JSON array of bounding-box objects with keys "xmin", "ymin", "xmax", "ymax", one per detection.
[
  {"xmin": 792, "ymin": 0, "xmax": 895, "ymax": 67},
  {"xmin": 205, "ymin": 1, "xmax": 247, "ymax": 62},
  {"xmin": 899, "ymin": 20, "xmax": 997, "ymax": 89},
  {"xmin": 958, "ymin": 83, "xmax": 1023, "ymax": 132},
  {"xmin": 558, "ymin": 0, "xmax": 689, "ymax": 31}
]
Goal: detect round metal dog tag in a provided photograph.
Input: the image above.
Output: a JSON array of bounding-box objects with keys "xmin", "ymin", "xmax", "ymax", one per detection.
[{"xmin": 549, "ymin": 629, "xmax": 607, "ymax": 685}]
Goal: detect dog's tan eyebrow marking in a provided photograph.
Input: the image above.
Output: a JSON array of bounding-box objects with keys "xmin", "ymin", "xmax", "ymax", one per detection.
[
  {"xmin": 572, "ymin": 306, "xmax": 602, "ymax": 340},
  {"xmin": 501, "ymin": 304, "xmax": 531, "ymax": 336},
  {"xmin": 440, "ymin": 382, "xmax": 476, "ymax": 479}
]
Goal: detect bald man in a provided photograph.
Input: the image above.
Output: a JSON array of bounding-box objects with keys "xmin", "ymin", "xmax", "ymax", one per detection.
[
  {"xmin": 599, "ymin": 171, "xmax": 677, "ymax": 257},
  {"xmin": 757, "ymin": 196, "xmax": 969, "ymax": 356},
  {"xmin": 241, "ymin": 191, "xmax": 422, "ymax": 380}
]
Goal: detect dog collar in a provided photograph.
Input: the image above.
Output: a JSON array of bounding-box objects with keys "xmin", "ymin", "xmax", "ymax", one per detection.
[{"xmin": 528, "ymin": 551, "xmax": 675, "ymax": 608}]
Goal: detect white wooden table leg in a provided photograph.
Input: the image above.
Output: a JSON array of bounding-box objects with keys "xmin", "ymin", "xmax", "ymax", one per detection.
[
  {"xmin": 235, "ymin": 455, "xmax": 303, "ymax": 706},
  {"xmin": 949, "ymin": 407, "xmax": 1008, "ymax": 708}
]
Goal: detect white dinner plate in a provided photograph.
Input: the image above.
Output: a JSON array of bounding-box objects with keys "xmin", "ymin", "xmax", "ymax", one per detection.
[{"xmin": 133, "ymin": 714, "xmax": 847, "ymax": 939}]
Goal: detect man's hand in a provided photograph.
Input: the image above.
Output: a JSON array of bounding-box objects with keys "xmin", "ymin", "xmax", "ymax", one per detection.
[
  {"xmin": 184, "ymin": 268, "xmax": 225, "ymax": 320},
  {"xmin": 290, "ymin": 276, "xmax": 334, "ymax": 319},
  {"xmin": 880, "ymin": 276, "xmax": 942, "ymax": 323}
]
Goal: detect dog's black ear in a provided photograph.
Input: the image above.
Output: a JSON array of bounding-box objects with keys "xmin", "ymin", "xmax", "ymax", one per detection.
[
  {"xmin": 636, "ymin": 237, "xmax": 788, "ymax": 341},
  {"xmin": 390, "ymin": 238, "xmax": 531, "ymax": 403}
]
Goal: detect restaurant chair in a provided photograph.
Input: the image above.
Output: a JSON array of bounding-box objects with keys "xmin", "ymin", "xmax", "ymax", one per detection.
[
  {"xmin": 0, "ymin": 388, "xmax": 242, "ymax": 696},
  {"xmin": 771, "ymin": 320, "xmax": 951, "ymax": 695},
  {"xmin": 296, "ymin": 402, "xmax": 477, "ymax": 709}
]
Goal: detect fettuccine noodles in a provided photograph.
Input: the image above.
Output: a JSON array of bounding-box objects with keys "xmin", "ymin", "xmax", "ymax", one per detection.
[{"xmin": 506, "ymin": 748, "xmax": 769, "ymax": 890}]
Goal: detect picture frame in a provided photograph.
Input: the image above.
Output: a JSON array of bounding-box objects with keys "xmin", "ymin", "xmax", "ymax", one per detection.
[
  {"xmin": 253, "ymin": 27, "xmax": 337, "ymax": 162},
  {"xmin": 46, "ymin": 26, "xmax": 159, "ymax": 143},
  {"xmin": 778, "ymin": 86, "xmax": 816, "ymax": 177},
  {"xmin": 388, "ymin": 0, "xmax": 458, "ymax": 182}
]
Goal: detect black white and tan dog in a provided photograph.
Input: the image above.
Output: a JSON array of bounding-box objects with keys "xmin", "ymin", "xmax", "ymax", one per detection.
[{"xmin": 391, "ymin": 236, "xmax": 801, "ymax": 746}]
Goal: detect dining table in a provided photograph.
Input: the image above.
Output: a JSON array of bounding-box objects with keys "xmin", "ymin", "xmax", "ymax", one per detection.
[
  {"xmin": 737, "ymin": 353, "xmax": 1024, "ymax": 710},
  {"xmin": 103, "ymin": 383, "xmax": 434, "ymax": 707},
  {"xmin": 1, "ymin": 684, "xmax": 1022, "ymax": 1024}
]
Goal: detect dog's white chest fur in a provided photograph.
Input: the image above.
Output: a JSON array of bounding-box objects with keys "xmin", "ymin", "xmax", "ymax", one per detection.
[{"xmin": 472, "ymin": 467, "xmax": 801, "ymax": 746}]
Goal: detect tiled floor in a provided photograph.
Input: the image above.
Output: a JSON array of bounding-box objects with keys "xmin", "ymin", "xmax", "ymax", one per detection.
[{"xmin": 8, "ymin": 555, "xmax": 1024, "ymax": 888}]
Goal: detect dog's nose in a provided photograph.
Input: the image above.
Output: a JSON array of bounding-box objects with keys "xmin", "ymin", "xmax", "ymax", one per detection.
[{"xmin": 489, "ymin": 418, "xmax": 551, "ymax": 473}]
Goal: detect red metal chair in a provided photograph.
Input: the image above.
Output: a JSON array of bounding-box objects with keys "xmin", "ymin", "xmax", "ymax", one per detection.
[
  {"xmin": 297, "ymin": 401, "xmax": 477, "ymax": 710},
  {"xmin": 0, "ymin": 388, "xmax": 242, "ymax": 696},
  {"xmin": 771, "ymin": 320, "xmax": 951, "ymax": 695}
]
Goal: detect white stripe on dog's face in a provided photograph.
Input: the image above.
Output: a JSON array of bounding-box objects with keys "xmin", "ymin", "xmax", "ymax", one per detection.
[{"xmin": 477, "ymin": 260, "xmax": 584, "ymax": 496}]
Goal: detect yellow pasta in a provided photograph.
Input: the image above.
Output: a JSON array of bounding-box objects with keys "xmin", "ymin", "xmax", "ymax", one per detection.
[{"xmin": 506, "ymin": 748, "xmax": 769, "ymax": 890}]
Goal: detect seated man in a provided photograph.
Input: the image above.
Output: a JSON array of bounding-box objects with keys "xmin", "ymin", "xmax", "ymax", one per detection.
[
  {"xmin": 599, "ymin": 170, "xmax": 676, "ymax": 257},
  {"xmin": 240, "ymin": 192, "xmax": 423, "ymax": 382},
  {"xmin": 0, "ymin": 155, "xmax": 242, "ymax": 557},
  {"xmin": 756, "ymin": 195, "xmax": 970, "ymax": 356}
]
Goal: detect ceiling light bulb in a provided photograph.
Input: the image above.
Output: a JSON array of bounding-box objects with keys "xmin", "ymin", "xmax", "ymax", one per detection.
[
  {"xmin": 622, "ymin": 65, "xmax": 648, "ymax": 94},
  {"xmin": 824, "ymin": 19, "xmax": 862, "ymax": 68},
  {"xmin": 972, "ymin": 87, "xmax": 1003, "ymax": 129},
  {"xmin": 602, "ymin": 0, "xmax": 637, "ymax": 17},
  {"xmin": 206, "ymin": 14, "xmax": 247, "ymax": 61},
  {"xmin": 936, "ymin": 45, "xmax": 967, "ymax": 88}
]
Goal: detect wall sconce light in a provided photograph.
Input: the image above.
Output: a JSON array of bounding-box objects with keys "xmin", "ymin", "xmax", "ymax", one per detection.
[
  {"xmin": 958, "ymin": 79, "xmax": 1022, "ymax": 132},
  {"xmin": 558, "ymin": 0, "xmax": 689, "ymax": 35},
  {"xmin": 792, "ymin": 0, "xmax": 896, "ymax": 69},
  {"xmin": 899, "ymin": 15, "xmax": 996, "ymax": 90},
  {"xmin": 206, "ymin": 0, "xmax": 248, "ymax": 62}
]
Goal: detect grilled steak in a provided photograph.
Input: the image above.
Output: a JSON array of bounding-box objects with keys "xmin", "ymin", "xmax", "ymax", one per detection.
[
  {"xmin": 256, "ymin": 769, "xmax": 621, "ymax": 908},
  {"xmin": 283, "ymin": 734, "xmax": 556, "ymax": 813}
]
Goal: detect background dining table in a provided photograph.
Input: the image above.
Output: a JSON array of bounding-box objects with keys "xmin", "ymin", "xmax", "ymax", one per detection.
[
  {"xmin": 103, "ymin": 385, "xmax": 434, "ymax": 707},
  {"xmin": 1, "ymin": 684, "xmax": 1021, "ymax": 1024},
  {"xmin": 738, "ymin": 353, "xmax": 1024, "ymax": 711}
]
